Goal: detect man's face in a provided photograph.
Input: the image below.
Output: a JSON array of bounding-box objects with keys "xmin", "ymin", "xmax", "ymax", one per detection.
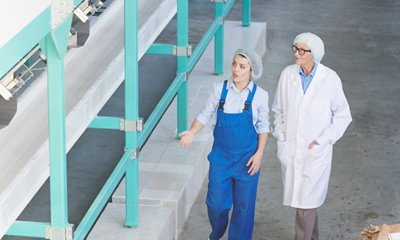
[{"xmin": 293, "ymin": 43, "xmax": 314, "ymax": 66}]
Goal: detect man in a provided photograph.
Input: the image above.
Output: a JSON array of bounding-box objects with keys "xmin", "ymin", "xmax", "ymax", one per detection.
[{"xmin": 272, "ymin": 32, "xmax": 352, "ymax": 240}]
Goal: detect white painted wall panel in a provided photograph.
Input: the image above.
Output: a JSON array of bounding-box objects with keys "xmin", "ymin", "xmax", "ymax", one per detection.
[{"xmin": 0, "ymin": 0, "xmax": 50, "ymax": 48}]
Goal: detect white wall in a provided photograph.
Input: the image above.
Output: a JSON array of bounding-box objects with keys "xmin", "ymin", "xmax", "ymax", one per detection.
[{"xmin": 0, "ymin": 0, "xmax": 50, "ymax": 48}]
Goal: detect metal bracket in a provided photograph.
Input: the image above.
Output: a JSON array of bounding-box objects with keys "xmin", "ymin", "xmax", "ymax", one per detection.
[
  {"xmin": 130, "ymin": 148, "xmax": 139, "ymax": 160},
  {"xmin": 125, "ymin": 147, "xmax": 139, "ymax": 160},
  {"xmin": 73, "ymin": 7, "xmax": 89, "ymax": 23},
  {"xmin": 45, "ymin": 225, "xmax": 73, "ymax": 240},
  {"xmin": 183, "ymin": 72, "xmax": 189, "ymax": 81},
  {"xmin": 173, "ymin": 45, "xmax": 192, "ymax": 56},
  {"xmin": 176, "ymin": 71, "xmax": 189, "ymax": 81},
  {"xmin": 120, "ymin": 118, "xmax": 143, "ymax": 132},
  {"xmin": 219, "ymin": 16, "xmax": 225, "ymax": 25}
]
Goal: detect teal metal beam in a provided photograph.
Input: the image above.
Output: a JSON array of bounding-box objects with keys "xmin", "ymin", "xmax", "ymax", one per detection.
[
  {"xmin": 138, "ymin": 73, "xmax": 185, "ymax": 146},
  {"xmin": 187, "ymin": 0, "xmax": 236, "ymax": 73},
  {"xmin": 89, "ymin": 116, "xmax": 122, "ymax": 130},
  {"xmin": 223, "ymin": 0, "xmax": 236, "ymax": 17},
  {"xmin": 74, "ymin": 0, "xmax": 85, "ymax": 6},
  {"xmin": 6, "ymin": 221, "xmax": 49, "ymax": 238},
  {"xmin": 124, "ymin": 0, "xmax": 140, "ymax": 227},
  {"xmin": 146, "ymin": 43, "xmax": 175, "ymax": 55},
  {"xmin": 74, "ymin": 151, "xmax": 131, "ymax": 240},
  {"xmin": 242, "ymin": 0, "xmax": 251, "ymax": 26},
  {"xmin": 188, "ymin": 19, "xmax": 220, "ymax": 72},
  {"xmin": 176, "ymin": 0, "xmax": 189, "ymax": 137},
  {"xmin": 214, "ymin": 0, "xmax": 224, "ymax": 74},
  {"xmin": 0, "ymin": 7, "xmax": 51, "ymax": 78},
  {"xmin": 39, "ymin": 15, "xmax": 73, "ymax": 229}
]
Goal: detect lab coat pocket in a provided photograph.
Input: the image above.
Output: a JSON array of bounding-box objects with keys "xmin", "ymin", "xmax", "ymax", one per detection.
[
  {"xmin": 308, "ymin": 144, "xmax": 332, "ymax": 169},
  {"xmin": 277, "ymin": 140, "xmax": 289, "ymax": 166}
]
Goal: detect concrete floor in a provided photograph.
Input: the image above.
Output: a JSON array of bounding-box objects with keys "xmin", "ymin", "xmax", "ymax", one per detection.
[
  {"xmin": 3, "ymin": 0, "xmax": 400, "ymax": 239},
  {"xmin": 178, "ymin": 0, "xmax": 400, "ymax": 240}
]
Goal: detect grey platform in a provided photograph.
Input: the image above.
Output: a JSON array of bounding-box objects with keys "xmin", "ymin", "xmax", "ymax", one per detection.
[{"xmin": 87, "ymin": 21, "xmax": 266, "ymax": 240}]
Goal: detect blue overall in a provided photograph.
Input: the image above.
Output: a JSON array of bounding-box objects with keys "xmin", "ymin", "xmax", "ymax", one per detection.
[{"xmin": 206, "ymin": 80, "xmax": 260, "ymax": 240}]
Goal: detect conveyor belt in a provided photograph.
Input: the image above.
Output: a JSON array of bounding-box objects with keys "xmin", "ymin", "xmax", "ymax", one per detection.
[{"xmin": 0, "ymin": 0, "xmax": 177, "ymax": 237}]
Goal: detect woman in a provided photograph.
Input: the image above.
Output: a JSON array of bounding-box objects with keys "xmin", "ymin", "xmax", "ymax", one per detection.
[
  {"xmin": 272, "ymin": 32, "xmax": 352, "ymax": 240},
  {"xmin": 179, "ymin": 48, "xmax": 269, "ymax": 240}
]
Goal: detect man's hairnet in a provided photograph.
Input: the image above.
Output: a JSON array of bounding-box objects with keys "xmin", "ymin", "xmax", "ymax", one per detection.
[
  {"xmin": 293, "ymin": 32, "xmax": 325, "ymax": 63},
  {"xmin": 234, "ymin": 48, "xmax": 263, "ymax": 81}
]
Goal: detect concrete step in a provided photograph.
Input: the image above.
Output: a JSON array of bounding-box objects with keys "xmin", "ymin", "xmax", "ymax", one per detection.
[{"xmin": 87, "ymin": 20, "xmax": 267, "ymax": 240}]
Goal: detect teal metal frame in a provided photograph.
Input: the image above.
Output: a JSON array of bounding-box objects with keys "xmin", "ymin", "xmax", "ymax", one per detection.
[
  {"xmin": 123, "ymin": 0, "xmax": 140, "ymax": 228},
  {"xmin": 42, "ymin": 18, "xmax": 73, "ymax": 233},
  {"xmin": 3, "ymin": 0, "xmax": 252, "ymax": 239},
  {"xmin": 0, "ymin": 7, "xmax": 51, "ymax": 80},
  {"xmin": 176, "ymin": 0, "xmax": 190, "ymax": 137},
  {"xmin": 6, "ymin": 13, "xmax": 74, "ymax": 240}
]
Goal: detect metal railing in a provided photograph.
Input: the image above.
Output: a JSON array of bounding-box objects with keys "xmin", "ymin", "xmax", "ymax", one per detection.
[{"xmin": 4, "ymin": 0, "xmax": 251, "ymax": 239}]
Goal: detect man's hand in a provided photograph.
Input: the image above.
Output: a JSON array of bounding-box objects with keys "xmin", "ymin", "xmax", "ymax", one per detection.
[{"xmin": 308, "ymin": 140, "xmax": 319, "ymax": 149}]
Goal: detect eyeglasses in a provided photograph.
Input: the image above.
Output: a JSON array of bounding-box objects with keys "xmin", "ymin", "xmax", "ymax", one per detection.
[{"xmin": 292, "ymin": 45, "xmax": 311, "ymax": 55}]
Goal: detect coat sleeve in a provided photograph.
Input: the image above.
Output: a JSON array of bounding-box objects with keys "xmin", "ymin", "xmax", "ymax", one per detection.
[
  {"xmin": 272, "ymin": 71, "xmax": 286, "ymax": 141},
  {"xmin": 316, "ymin": 74, "xmax": 352, "ymax": 145}
]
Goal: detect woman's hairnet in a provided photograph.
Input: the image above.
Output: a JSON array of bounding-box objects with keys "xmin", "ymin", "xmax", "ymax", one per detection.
[
  {"xmin": 234, "ymin": 48, "xmax": 263, "ymax": 81},
  {"xmin": 293, "ymin": 32, "xmax": 325, "ymax": 63}
]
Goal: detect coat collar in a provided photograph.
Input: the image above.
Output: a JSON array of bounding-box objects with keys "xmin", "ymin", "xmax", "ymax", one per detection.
[{"xmin": 290, "ymin": 63, "xmax": 324, "ymax": 101}]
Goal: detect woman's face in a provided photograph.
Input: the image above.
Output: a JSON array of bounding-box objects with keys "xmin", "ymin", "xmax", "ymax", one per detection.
[
  {"xmin": 231, "ymin": 54, "xmax": 252, "ymax": 85},
  {"xmin": 293, "ymin": 42, "xmax": 314, "ymax": 66}
]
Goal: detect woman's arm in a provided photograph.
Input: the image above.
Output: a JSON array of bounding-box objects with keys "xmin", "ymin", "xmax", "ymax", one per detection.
[{"xmin": 179, "ymin": 120, "xmax": 204, "ymax": 147}]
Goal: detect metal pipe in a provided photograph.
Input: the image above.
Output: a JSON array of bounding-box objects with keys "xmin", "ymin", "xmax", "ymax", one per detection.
[
  {"xmin": 74, "ymin": 151, "xmax": 131, "ymax": 240},
  {"xmin": 138, "ymin": 73, "xmax": 185, "ymax": 146},
  {"xmin": 6, "ymin": 221, "xmax": 49, "ymax": 238},
  {"xmin": 188, "ymin": 18, "xmax": 220, "ymax": 72},
  {"xmin": 124, "ymin": 0, "xmax": 140, "ymax": 227},
  {"xmin": 241, "ymin": 0, "xmax": 251, "ymax": 26},
  {"xmin": 176, "ymin": 0, "xmax": 189, "ymax": 137},
  {"xmin": 146, "ymin": 43, "xmax": 175, "ymax": 55},
  {"xmin": 214, "ymin": 0, "xmax": 224, "ymax": 74},
  {"xmin": 42, "ymin": 18, "xmax": 73, "ymax": 229},
  {"xmin": 88, "ymin": 116, "xmax": 122, "ymax": 130}
]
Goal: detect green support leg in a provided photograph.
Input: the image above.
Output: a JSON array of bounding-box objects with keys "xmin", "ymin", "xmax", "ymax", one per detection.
[
  {"xmin": 176, "ymin": 0, "xmax": 189, "ymax": 136},
  {"xmin": 242, "ymin": 0, "xmax": 251, "ymax": 26},
  {"xmin": 124, "ymin": 0, "xmax": 140, "ymax": 227},
  {"xmin": 39, "ymin": 16, "xmax": 72, "ymax": 232},
  {"xmin": 214, "ymin": 1, "xmax": 224, "ymax": 75}
]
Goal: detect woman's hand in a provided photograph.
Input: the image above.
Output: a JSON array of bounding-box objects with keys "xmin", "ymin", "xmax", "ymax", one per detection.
[
  {"xmin": 179, "ymin": 131, "xmax": 194, "ymax": 147},
  {"xmin": 246, "ymin": 151, "xmax": 263, "ymax": 176},
  {"xmin": 178, "ymin": 120, "xmax": 204, "ymax": 148}
]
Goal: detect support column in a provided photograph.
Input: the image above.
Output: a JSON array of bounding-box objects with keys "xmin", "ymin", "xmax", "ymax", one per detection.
[
  {"xmin": 124, "ymin": 0, "xmax": 140, "ymax": 227},
  {"xmin": 242, "ymin": 0, "xmax": 251, "ymax": 26},
  {"xmin": 214, "ymin": 0, "xmax": 224, "ymax": 74},
  {"xmin": 176, "ymin": 0, "xmax": 189, "ymax": 136},
  {"xmin": 39, "ymin": 15, "xmax": 72, "ymax": 238}
]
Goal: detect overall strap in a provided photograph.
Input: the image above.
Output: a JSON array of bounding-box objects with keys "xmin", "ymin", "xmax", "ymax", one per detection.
[
  {"xmin": 218, "ymin": 80, "xmax": 229, "ymax": 109},
  {"xmin": 244, "ymin": 83, "xmax": 257, "ymax": 111}
]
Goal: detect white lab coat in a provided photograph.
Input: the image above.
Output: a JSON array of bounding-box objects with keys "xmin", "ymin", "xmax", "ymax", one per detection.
[{"xmin": 272, "ymin": 63, "xmax": 352, "ymax": 209}]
